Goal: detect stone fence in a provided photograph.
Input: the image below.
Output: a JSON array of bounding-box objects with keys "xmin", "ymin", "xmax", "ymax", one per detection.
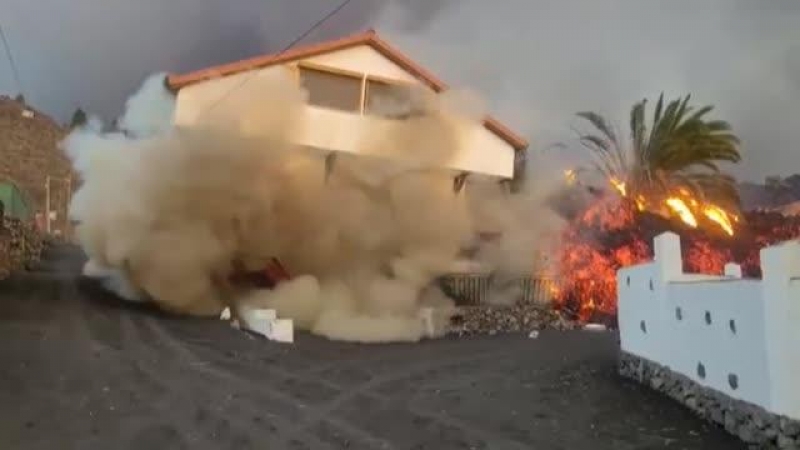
[{"xmin": 0, "ymin": 216, "xmax": 45, "ymax": 280}]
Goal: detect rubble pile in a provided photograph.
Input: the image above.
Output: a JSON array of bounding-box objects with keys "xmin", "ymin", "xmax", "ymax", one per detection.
[
  {"xmin": 449, "ymin": 300, "xmax": 579, "ymax": 336},
  {"xmin": 0, "ymin": 217, "xmax": 45, "ymax": 280}
]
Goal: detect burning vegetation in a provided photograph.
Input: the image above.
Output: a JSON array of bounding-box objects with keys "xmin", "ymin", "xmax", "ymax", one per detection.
[
  {"xmin": 550, "ymin": 192, "xmax": 800, "ymax": 324},
  {"xmin": 547, "ymin": 94, "xmax": 800, "ymax": 324}
]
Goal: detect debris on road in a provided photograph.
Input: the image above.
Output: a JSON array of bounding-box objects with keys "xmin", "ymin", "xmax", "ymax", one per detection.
[
  {"xmin": 449, "ymin": 300, "xmax": 578, "ymax": 336},
  {"xmin": 220, "ymin": 306, "xmax": 294, "ymax": 343}
]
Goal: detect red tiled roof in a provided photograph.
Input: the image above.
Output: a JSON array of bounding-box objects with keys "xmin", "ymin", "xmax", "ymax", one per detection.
[{"xmin": 166, "ymin": 29, "xmax": 528, "ymax": 151}]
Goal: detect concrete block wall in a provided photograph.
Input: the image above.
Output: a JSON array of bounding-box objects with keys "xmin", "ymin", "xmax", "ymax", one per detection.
[{"xmin": 618, "ymin": 232, "xmax": 800, "ymax": 420}]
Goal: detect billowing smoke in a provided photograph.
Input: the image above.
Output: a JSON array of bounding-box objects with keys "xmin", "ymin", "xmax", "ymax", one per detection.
[{"xmin": 65, "ymin": 71, "xmax": 560, "ymax": 343}]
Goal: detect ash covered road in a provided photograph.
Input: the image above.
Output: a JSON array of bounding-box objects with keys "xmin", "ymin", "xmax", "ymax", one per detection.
[{"xmin": 0, "ymin": 245, "xmax": 743, "ymax": 449}]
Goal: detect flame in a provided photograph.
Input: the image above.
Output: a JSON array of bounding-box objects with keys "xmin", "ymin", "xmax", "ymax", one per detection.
[
  {"xmin": 703, "ymin": 205, "xmax": 735, "ymax": 236},
  {"xmin": 609, "ymin": 177, "xmax": 627, "ymax": 196},
  {"xmin": 634, "ymin": 195, "xmax": 646, "ymax": 211},
  {"xmin": 564, "ymin": 169, "xmax": 577, "ymax": 185},
  {"xmin": 606, "ymin": 179, "xmax": 737, "ymax": 235},
  {"xmin": 665, "ymin": 197, "xmax": 698, "ymax": 228},
  {"xmin": 552, "ymin": 199, "xmax": 800, "ymax": 325}
]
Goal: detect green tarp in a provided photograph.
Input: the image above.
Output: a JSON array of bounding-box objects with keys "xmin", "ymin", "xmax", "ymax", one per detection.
[{"xmin": 0, "ymin": 183, "xmax": 31, "ymax": 219}]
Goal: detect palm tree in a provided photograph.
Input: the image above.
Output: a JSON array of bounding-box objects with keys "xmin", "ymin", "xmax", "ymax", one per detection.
[{"xmin": 575, "ymin": 93, "xmax": 742, "ymax": 211}]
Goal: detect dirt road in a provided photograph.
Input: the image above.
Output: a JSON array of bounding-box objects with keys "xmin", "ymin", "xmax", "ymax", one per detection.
[{"xmin": 0, "ymin": 245, "xmax": 743, "ymax": 449}]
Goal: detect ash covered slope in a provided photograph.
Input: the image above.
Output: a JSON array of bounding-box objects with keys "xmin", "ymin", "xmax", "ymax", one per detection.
[
  {"xmin": 65, "ymin": 72, "xmax": 557, "ymax": 343},
  {"xmin": 738, "ymin": 175, "xmax": 800, "ymax": 211}
]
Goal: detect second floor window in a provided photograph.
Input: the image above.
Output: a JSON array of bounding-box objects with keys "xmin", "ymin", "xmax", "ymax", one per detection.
[
  {"xmin": 298, "ymin": 66, "xmax": 362, "ymax": 112},
  {"xmin": 365, "ymin": 78, "xmax": 425, "ymax": 119}
]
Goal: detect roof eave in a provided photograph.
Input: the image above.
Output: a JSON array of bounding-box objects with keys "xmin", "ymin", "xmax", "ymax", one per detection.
[{"xmin": 165, "ymin": 29, "xmax": 529, "ymax": 150}]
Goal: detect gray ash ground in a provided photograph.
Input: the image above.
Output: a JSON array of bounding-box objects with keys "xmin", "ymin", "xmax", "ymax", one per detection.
[
  {"xmin": 0, "ymin": 245, "xmax": 744, "ymax": 449},
  {"xmin": 448, "ymin": 301, "xmax": 580, "ymax": 336}
]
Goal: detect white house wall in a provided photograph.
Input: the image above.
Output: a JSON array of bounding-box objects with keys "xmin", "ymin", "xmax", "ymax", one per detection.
[
  {"xmin": 173, "ymin": 69, "xmax": 279, "ymax": 126},
  {"xmin": 300, "ymin": 45, "xmax": 420, "ymax": 83},
  {"xmin": 172, "ymin": 45, "xmax": 517, "ymax": 178},
  {"xmin": 617, "ymin": 232, "xmax": 800, "ymax": 419}
]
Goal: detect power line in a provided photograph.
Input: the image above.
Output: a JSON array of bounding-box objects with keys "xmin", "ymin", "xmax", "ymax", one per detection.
[
  {"xmin": 0, "ymin": 19, "xmax": 24, "ymax": 98},
  {"xmin": 196, "ymin": 0, "xmax": 354, "ymax": 120}
]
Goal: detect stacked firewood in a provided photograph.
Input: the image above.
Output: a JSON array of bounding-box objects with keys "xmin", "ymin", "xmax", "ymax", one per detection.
[{"xmin": 0, "ymin": 216, "xmax": 45, "ymax": 280}]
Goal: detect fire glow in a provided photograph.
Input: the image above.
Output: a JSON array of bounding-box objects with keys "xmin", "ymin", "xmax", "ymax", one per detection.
[
  {"xmin": 549, "ymin": 171, "xmax": 800, "ymax": 324},
  {"xmin": 665, "ymin": 197, "xmax": 698, "ymax": 228},
  {"xmin": 607, "ymin": 177, "xmax": 734, "ymax": 235}
]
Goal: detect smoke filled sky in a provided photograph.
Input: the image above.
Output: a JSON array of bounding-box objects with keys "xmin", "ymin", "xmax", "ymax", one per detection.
[{"xmin": 1, "ymin": 0, "xmax": 798, "ymax": 182}]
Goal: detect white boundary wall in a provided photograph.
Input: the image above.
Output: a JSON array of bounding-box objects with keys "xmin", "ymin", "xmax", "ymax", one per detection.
[{"xmin": 618, "ymin": 232, "xmax": 800, "ymax": 420}]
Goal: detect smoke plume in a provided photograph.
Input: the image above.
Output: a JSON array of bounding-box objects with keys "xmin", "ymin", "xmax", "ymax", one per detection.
[{"xmin": 65, "ymin": 72, "xmax": 559, "ymax": 343}]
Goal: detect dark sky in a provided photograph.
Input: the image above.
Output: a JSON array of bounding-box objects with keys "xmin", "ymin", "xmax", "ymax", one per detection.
[{"xmin": 1, "ymin": 0, "xmax": 798, "ymax": 182}]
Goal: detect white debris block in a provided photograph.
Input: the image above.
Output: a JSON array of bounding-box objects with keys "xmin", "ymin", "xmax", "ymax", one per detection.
[
  {"xmin": 242, "ymin": 313, "xmax": 273, "ymax": 337},
  {"xmin": 583, "ymin": 323, "xmax": 607, "ymax": 332},
  {"xmin": 221, "ymin": 306, "xmax": 294, "ymax": 343},
  {"xmin": 418, "ymin": 307, "xmax": 436, "ymax": 338},
  {"xmin": 249, "ymin": 309, "xmax": 276, "ymax": 321},
  {"xmin": 270, "ymin": 319, "xmax": 294, "ymax": 343}
]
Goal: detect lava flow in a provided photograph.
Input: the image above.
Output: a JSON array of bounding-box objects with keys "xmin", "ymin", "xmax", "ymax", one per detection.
[{"xmin": 550, "ymin": 184, "xmax": 800, "ymax": 324}]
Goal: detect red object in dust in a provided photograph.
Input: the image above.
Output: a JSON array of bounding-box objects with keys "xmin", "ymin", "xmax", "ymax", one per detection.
[
  {"xmin": 229, "ymin": 258, "xmax": 292, "ymax": 289},
  {"xmin": 551, "ymin": 196, "xmax": 800, "ymax": 323}
]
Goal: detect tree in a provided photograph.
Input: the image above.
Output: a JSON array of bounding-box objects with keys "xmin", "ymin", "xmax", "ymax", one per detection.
[
  {"xmin": 69, "ymin": 108, "xmax": 87, "ymax": 129},
  {"xmin": 14, "ymin": 94, "xmax": 24, "ymax": 104},
  {"xmin": 575, "ymin": 93, "xmax": 742, "ymax": 210}
]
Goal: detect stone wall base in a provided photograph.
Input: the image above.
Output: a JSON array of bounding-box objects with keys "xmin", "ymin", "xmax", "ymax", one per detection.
[{"xmin": 619, "ymin": 351, "xmax": 800, "ymax": 449}]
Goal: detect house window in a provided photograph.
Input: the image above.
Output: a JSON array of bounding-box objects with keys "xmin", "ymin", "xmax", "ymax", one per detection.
[
  {"xmin": 364, "ymin": 78, "xmax": 416, "ymax": 118},
  {"xmin": 298, "ymin": 66, "xmax": 362, "ymax": 112}
]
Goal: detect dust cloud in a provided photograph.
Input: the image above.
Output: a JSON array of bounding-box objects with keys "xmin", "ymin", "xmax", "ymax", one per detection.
[{"xmin": 65, "ymin": 71, "xmax": 561, "ymax": 343}]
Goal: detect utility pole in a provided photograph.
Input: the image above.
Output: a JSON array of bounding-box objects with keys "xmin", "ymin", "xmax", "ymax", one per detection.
[
  {"xmin": 65, "ymin": 176, "xmax": 72, "ymax": 239},
  {"xmin": 44, "ymin": 176, "xmax": 51, "ymax": 234}
]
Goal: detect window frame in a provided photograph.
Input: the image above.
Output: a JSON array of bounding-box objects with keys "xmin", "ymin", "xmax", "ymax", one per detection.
[
  {"xmin": 287, "ymin": 63, "xmax": 485, "ymax": 192},
  {"xmin": 295, "ymin": 61, "xmax": 367, "ymax": 113},
  {"xmin": 363, "ymin": 74, "xmax": 418, "ymax": 117}
]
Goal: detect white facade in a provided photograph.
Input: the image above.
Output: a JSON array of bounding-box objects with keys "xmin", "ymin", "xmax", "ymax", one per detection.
[
  {"xmin": 618, "ymin": 232, "xmax": 800, "ymax": 419},
  {"xmin": 172, "ymin": 44, "xmax": 517, "ymax": 178}
]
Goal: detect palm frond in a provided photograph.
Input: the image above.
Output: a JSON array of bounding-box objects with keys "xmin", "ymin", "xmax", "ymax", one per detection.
[
  {"xmin": 576, "ymin": 112, "xmax": 618, "ymax": 144},
  {"xmin": 575, "ymin": 93, "xmax": 743, "ymax": 210}
]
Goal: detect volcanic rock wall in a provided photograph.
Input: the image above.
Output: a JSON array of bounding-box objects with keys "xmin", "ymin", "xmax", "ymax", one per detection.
[
  {"xmin": 0, "ymin": 216, "xmax": 45, "ymax": 280},
  {"xmin": 0, "ymin": 96, "xmax": 74, "ymax": 236},
  {"xmin": 620, "ymin": 353, "xmax": 800, "ymax": 448}
]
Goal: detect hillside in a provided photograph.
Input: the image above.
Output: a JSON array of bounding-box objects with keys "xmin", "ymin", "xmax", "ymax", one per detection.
[{"xmin": 738, "ymin": 174, "xmax": 800, "ymax": 212}]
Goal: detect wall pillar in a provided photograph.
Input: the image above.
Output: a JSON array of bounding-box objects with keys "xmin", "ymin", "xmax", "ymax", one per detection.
[
  {"xmin": 653, "ymin": 232, "xmax": 683, "ymax": 281},
  {"xmin": 761, "ymin": 241, "xmax": 800, "ymax": 419}
]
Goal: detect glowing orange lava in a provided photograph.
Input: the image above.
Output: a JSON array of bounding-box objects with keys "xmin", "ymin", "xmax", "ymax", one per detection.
[
  {"xmin": 703, "ymin": 205, "xmax": 735, "ymax": 236},
  {"xmin": 549, "ymin": 180, "xmax": 800, "ymax": 324},
  {"xmin": 665, "ymin": 197, "xmax": 698, "ymax": 228},
  {"xmin": 609, "ymin": 177, "xmax": 627, "ymax": 196}
]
